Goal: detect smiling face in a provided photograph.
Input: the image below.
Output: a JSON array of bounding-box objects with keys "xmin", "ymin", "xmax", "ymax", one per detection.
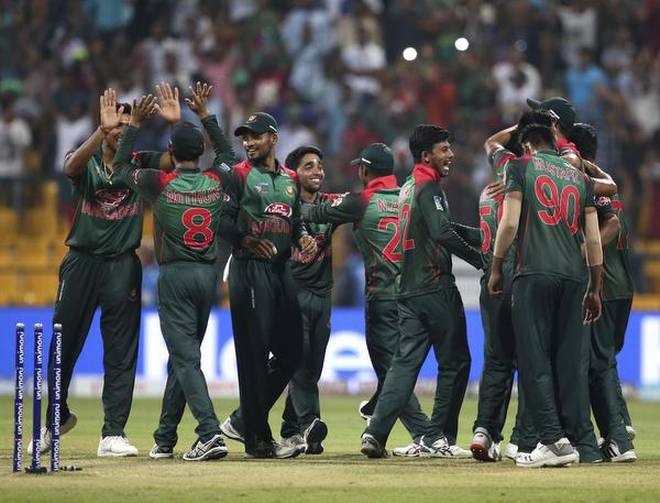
[
  {"xmin": 296, "ymin": 153, "xmax": 324, "ymax": 194},
  {"xmin": 242, "ymin": 131, "xmax": 277, "ymax": 164},
  {"xmin": 423, "ymin": 140, "xmax": 454, "ymax": 177},
  {"xmin": 105, "ymin": 113, "xmax": 131, "ymax": 151}
]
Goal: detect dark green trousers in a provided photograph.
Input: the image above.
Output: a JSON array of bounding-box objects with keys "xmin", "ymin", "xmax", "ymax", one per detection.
[
  {"xmin": 474, "ymin": 275, "xmax": 517, "ymax": 443},
  {"xmin": 366, "ymin": 287, "xmax": 470, "ymax": 446},
  {"xmin": 153, "ymin": 262, "xmax": 221, "ymax": 446},
  {"xmin": 512, "ymin": 275, "xmax": 600, "ymax": 461},
  {"xmin": 228, "ymin": 259, "xmax": 303, "ymax": 452},
  {"xmin": 589, "ymin": 298, "xmax": 634, "ymax": 450},
  {"xmin": 47, "ymin": 249, "xmax": 141, "ymax": 437},
  {"xmin": 362, "ymin": 299, "xmax": 429, "ymax": 443},
  {"xmin": 280, "ymin": 287, "xmax": 332, "ymax": 438}
]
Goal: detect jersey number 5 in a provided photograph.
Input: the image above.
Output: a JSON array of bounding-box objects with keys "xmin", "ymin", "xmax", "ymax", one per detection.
[
  {"xmin": 534, "ymin": 175, "xmax": 580, "ymax": 235},
  {"xmin": 182, "ymin": 208, "xmax": 213, "ymax": 250}
]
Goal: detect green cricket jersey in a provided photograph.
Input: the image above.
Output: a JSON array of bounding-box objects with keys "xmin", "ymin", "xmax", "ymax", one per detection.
[
  {"xmin": 113, "ymin": 115, "xmax": 235, "ymax": 264},
  {"xmin": 505, "ymin": 150, "xmax": 595, "ymax": 280},
  {"xmin": 595, "ymin": 194, "xmax": 634, "ymax": 300},
  {"xmin": 481, "ymin": 148, "xmax": 517, "ymax": 275},
  {"xmin": 219, "ymin": 158, "xmax": 305, "ymax": 264},
  {"xmin": 300, "ymin": 175, "xmax": 401, "ymax": 301},
  {"xmin": 397, "ymin": 164, "xmax": 483, "ymax": 298},
  {"xmin": 65, "ymin": 149, "xmax": 161, "ymax": 256},
  {"xmin": 290, "ymin": 192, "xmax": 337, "ymax": 294}
]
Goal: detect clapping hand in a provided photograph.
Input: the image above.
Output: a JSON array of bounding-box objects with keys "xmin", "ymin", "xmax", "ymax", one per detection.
[
  {"xmin": 99, "ymin": 89, "xmax": 125, "ymax": 134},
  {"xmin": 155, "ymin": 82, "xmax": 181, "ymax": 125},
  {"xmin": 129, "ymin": 94, "xmax": 159, "ymax": 127}
]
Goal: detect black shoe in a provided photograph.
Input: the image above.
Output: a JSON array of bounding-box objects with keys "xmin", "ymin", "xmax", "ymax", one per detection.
[
  {"xmin": 304, "ymin": 418, "xmax": 328, "ymax": 455},
  {"xmin": 183, "ymin": 434, "xmax": 228, "ymax": 461},
  {"xmin": 245, "ymin": 440, "xmax": 276, "ymax": 459},
  {"xmin": 361, "ymin": 433, "xmax": 387, "ymax": 458}
]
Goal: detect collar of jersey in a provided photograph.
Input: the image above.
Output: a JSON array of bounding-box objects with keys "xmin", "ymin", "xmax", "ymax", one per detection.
[
  {"xmin": 537, "ymin": 149, "xmax": 559, "ymax": 156},
  {"xmin": 252, "ymin": 160, "xmax": 284, "ymax": 175},
  {"xmin": 365, "ymin": 174, "xmax": 398, "ymax": 192},
  {"xmin": 412, "ymin": 163, "xmax": 443, "ymax": 183},
  {"xmin": 175, "ymin": 167, "xmax": 201, "ymax": 173}
]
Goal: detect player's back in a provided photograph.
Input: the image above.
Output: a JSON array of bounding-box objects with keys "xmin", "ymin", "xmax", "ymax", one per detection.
[
  {"xmin": 506, "ymin": 151, "xmax": 593, "ymax": 280},
  {"xmin": 152, "ymin": 169, "xmax": 225, "ymax": 264},
  {"xmin": 354, "ymin": 179, "xmax": 401, "ymax": 301}
]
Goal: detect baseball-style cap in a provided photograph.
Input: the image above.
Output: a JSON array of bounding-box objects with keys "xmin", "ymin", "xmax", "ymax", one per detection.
[
  {"xmin": 169, "ymin": 122, "xmax": 205, "ymax": 161},
  {"xmin": 234, "ymin": 112, "xmax": 279, "ymax": 136},
  {"xmin": 350, "ymin": 143, "xmax": 394, "ymax": 173},
  {"xmin": 526, "ymin": 97, "xmax": 576, "ymax": 132}
]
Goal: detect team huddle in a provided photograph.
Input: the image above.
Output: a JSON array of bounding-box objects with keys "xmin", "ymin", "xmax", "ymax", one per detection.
[{"xmin": 29, "ymin": 82, "xmax": 636, "ymax": 468}]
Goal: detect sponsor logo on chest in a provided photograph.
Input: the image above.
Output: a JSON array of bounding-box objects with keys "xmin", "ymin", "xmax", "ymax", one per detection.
[{"xmin": 264, "ymin": 202, "xmax": 292, "ymax": 218}]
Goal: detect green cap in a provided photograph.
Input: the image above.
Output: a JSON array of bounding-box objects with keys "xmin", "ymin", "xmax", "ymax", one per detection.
[
  {"xmin": 526, "ymin": 97, "xmax": 576, "ymax": 132},
  {"xmin": 169, "ymin": 122, "xmax": 205, "ymax": 161},
  {"xmin": 350, "ymin": 143, "xmax": 393, "ymax": 173},
  {"xmin": 234, "ymin": 112, "xmax": 278, "ymax": 136}
]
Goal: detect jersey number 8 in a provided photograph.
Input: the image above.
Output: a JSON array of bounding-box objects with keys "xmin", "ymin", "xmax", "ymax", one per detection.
[{"xmin": 182, "ymin": 208, "xmax": 213, "ymax": 250}]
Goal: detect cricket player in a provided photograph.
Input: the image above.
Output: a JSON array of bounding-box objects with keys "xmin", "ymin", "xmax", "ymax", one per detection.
[
  {"xmin": 488, "ymin": 110, "xmax": 603, "ymax": 468},
  {"xmin": 278, "ymin": 145, "xmax": 335, "ymax": 455},
  {"xmin": 30, "ymin": 85, "xmax": 179, "ymax": 457},
  {"xmin": 113, "ymin": 83, "xmax": 235, "ymax": 461},
  {"xmin": 569, "ymin": 122, "xmax": 637, "ymax": 462},
  {"xmin": 470, "ymin": 123, "xmax": 526, "ymax": 462},
  {"xmin": 299, "ymin": 143, "xmax": 432, "ymax": 457},
  {"xmin": 361, "ymin": 126, "xmax": 483, "ymax": 459},
  {"xmin": 218, "ymin": 112, "xmax": 316, "ymax": 459}
]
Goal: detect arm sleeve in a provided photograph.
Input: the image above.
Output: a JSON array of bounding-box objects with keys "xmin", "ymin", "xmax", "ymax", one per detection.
[
  {"xmin": 451, "ymin": 222, "xmax": 482, "ymax": 248},
  {"xmin": 417, "ymin": 184, "xmax": 483, "ymax": 270},
  {"xmin": 505, "ymin": 158, "xmax": 526, "ymax": 194},
  {"xmin": 488, "ymin": 147, "xmax": 516, "ymax": 178},
  {"xmin": 112, "ymin": 126, "xmax": 165, "ymax": 204},
  {"xmin": 300, "ymin": 192, "xmax": 365, "ymax": 224},
  {"xmin": 134, "ymin": 151, "xmax": 164, "ymax": 170},
  {"xmin": 218, "ymin": 190, "xmax": 245, "ymax": 247},
  {"xmin": 584, "ymin": 174, "xmax": 596, "ymax": 209},
  {"xmin": 201, "ymin": 115, "xmax": 237, "ymax": 179}
]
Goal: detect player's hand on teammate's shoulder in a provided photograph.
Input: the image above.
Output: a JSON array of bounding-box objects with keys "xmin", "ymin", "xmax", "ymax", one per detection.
[
  {"xmin": 185, "ymin": 81, "xmax": 214, "ymax": 119},
  {"xmin": 99, "ymin": 88, "xmax": 124, "ymax": 134},
  {"xmin": 241, "ymin": 235, "xmax": 278, "ymax": 259},
  {"xmin": 129, "ymin": 94, "xmax": 158, "ymax": 128},
  {"xmin": 155, "ymin": 82, "xmax": 181, "ymax": 125},
  {"xmin": 485, "ymin": 181, "xmax": 505, "ymax": 200}
]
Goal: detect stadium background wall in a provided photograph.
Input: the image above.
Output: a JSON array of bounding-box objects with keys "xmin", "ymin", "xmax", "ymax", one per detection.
[{"xmin": 1, "ymin": 308, "xmax": 659, "ymax": 400}]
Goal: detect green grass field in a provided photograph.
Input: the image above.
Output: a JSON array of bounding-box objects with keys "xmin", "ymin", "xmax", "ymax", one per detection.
[{"xmin": 1, "ymin": 395, "xmax": 660, "ymax": 502}]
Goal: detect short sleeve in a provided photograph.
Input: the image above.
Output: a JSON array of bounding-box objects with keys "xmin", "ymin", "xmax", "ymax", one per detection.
[
  {"xmin": 505, "ymin": 158, "xmax": 526, "ymax": 193},
  {"xmin": 584, "ymin": 175, "xmax": 595, "ymax": 209},
  {"xmin": 488, "ymin": 147, "xmax": 516, "ymax": 178}
]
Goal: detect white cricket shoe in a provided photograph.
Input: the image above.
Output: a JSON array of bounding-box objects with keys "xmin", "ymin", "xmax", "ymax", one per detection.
[
  {"xmin": 515, "ymin": 438, "xmax": 577, "ymax": 468},
  {"xmin": 97, "ymin": 435, "xmax": 139, "ymax": 457},
  {"xmin": 420, "ymin": 436, "xmax": 472, "ymax": 459},
  {"xmin": 602, "ymin": 440, "xmax": 637, "ymax": 463},
  {"xmin": 505, "ymin": 443, "xmax": 518, "ymax": 460},
  {"xmin": 392, "ymin": 442, "xmax": 430, "ymax": 457},
  {"xmin": 28, "ymin": 412, "xmax": 78, "ymax": 455},
  {"xmin": 220, "ymin": 416, "xmax": 245, "ymax": 444},
  {"xmin": 470, "ymin": 428, "xmax": 502, "ymax": 462}
]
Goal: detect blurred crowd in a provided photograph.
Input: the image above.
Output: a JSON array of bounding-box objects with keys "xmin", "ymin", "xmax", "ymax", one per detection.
[{"xmin": 1, "ymin": 0, "xmax": 659, "ymax": 303}]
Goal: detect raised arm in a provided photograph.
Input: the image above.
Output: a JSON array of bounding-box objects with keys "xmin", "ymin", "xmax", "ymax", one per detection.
[
  {"xmin": 185, "ymin": 81, "xmax": 237, "ymax": 177},
  {"xmin": 112, "ymin": 95, "xmax": 164, "ymax": 203},
  {"xmin": 64, "ymin": 89, "xmax": 125, "ymax": 178}
]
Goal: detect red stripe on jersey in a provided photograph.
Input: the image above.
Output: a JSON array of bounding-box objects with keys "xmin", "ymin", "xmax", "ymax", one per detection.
[
  {"xmin": 232, "ymin": 160, "xmax": 253, "ymax": 182},
  {"xmin": 612, "ymin": 200, "xmax": 623, "ymax": 211},
  {"xmin": 159, "ymin": 170, "xmax": 179, "ymax": 187},
  {"xmin": 362, "ymin": 175, "xmax": 398, "ymax": 203},
  {"xmin": 203, "ymin": 170, "xmax": 220, "ymax": 182}
]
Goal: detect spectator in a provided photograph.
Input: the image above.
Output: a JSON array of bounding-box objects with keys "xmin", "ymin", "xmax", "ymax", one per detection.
[
  {"xmin": 492, "ymin": 46, "xmax": 542, "ymax": 123},
  {"xmin": 566, "ymin": 48, "xmax": 611, "ymax": 123},
  {"xmin": 0, "ymin": 92, "xmax": 31, "ymax": 213},
  {"xmin": 341, "ymin": 21, "xmax": 385, "ymax": 99}
]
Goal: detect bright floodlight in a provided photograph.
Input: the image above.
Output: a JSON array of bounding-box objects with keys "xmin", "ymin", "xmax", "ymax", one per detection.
[
  {"xmin": 455, "ymin": 37, "xmax": 469, "ymax": 51},
  {"xmin": 402, "ymin": 47, "xmax": 418, "ymax": 61}
]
